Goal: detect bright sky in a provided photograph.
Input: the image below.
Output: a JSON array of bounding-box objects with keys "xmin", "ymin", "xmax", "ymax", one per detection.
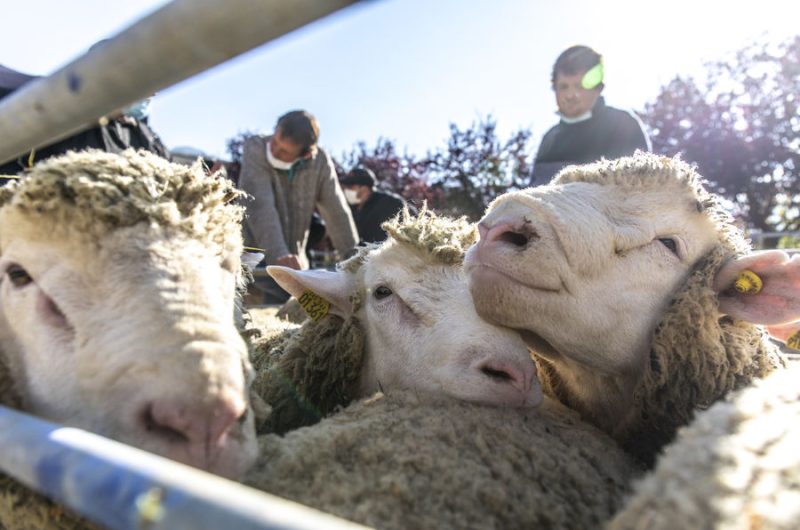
[{"xmin": 1, "ymin": 0, "xmax": 798, "ymax": 161}]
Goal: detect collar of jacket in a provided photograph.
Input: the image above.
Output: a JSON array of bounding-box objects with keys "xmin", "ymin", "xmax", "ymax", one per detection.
[
  {"xmin": 287, "ymin": 158, "xmax": 306, "ymax": 181},
  {"xmin": 558, "ymin": 96, "xmax": 607, "ymax": 124}
]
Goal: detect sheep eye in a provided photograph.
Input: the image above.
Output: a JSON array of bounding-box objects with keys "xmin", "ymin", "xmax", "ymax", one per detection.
[
  {"xmin": 658, "ymin": 238, "xmax": 678, "ymax": 255},
  {"xmin": 373, "ymin": 286, "xmax": 393, "ymax": 300},
  {"xmin": 6, "ymin": 264, "xmax": 32, "ymax": 287}
]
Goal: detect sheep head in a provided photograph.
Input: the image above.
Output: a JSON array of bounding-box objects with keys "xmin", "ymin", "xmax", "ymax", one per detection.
[
  {"xmin": 465, "ymin": 153, "xmax": 793, "ymax": 463},
  {"xmin": 0, "ymin": 150, "xmax": 257, "ymax": 478},
  {"xmin": 267, "ymin": 208, "xmax": 542, "ymax": 411}
]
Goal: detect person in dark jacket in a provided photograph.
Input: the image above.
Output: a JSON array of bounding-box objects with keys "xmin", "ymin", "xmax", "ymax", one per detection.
[
  {"xmin": 340, "ymin": 167, "xmax": 411, "ymax": 244},
  {"xmin": 531, "ymin": 45, "xmax": 651, "ymax": 184}
]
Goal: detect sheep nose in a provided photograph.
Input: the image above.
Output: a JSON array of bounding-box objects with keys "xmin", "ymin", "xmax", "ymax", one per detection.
[
  {"xmin": 144, "ymin": 394, "xmax": 246, "ymax": 465},
  {"xmin": 479, "ymin": 220, "xmax": 539, "ymax": 249}
]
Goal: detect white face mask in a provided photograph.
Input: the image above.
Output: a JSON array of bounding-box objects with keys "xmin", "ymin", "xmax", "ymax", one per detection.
[
  {"xmin": 266, "ymin": 141, "xmax": 298, "ymax": 171},
  {"xmin": 344, "ymin": 189, "xmax": 361, "ymax": 205}
]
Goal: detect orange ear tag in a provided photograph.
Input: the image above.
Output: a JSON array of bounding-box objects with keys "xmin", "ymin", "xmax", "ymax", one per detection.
[{"xmin": 298, "ymin": 290, "xmax": 330, "ymax": 321}]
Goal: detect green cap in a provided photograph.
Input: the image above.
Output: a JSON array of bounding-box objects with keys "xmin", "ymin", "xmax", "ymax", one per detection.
[{"xmin": 581, "ymin": 62, "xmax": 604, "ymax": 90}]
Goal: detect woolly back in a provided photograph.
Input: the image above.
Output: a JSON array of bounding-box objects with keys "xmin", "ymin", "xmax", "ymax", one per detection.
[
  {"xmin": 250, "ymin": 208, "xmax": 477, "ymax": 435},
  {"xmin": 251, "ymin": 315, "xmax": 366, "ymax": 434},
  {"xmin": 537, "ymin": 153, "xmax": 784, "ymax": 464},
  {"xmin": 0, "ymin": 149, "xmax": 243, "ymax": 255}
]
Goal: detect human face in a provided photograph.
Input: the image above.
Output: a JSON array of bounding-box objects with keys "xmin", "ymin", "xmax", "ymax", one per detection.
[
  {"xmin": 269, "ymin": 127, "xmax": 305, "ymax": 163},
  {"xmin": 554, "ymin": 71, "xmax": 602, "ymax": 119},
  {"xmin": 343, "ymin": 184, "xmax": 368, "ymax": 205}
]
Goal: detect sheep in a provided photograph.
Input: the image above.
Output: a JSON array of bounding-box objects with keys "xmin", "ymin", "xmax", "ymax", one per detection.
[
  {"xmin": 608, "ymin": 362, "xmax": 800, "ymax": 530},
  {"xmin": 0, "ymin": 149, "xmax": 261, "ymax": 529},
  {"xmin": 245, "ymin": 390, "xmax": 644, "ymax": 530},
  {"xmin": 465, "ymin": 153, "xmax": 798, "ymax": 464},
  {"xmin": 249, "ymin": 209, "xmax": 543, "ymax": 434},
  {"xmin": 238, "ymin": 211, "xmax": 642, "ymax": 530}
]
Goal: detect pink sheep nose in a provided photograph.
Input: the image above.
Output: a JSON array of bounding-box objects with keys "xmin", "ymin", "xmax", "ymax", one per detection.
[
  {"xmin": 478, "ymin": 219, "xmax": 539, "ymax": 249},
  {"xmin": 144, "ymin": 394, "xmax": 246, "ymax": 467}
]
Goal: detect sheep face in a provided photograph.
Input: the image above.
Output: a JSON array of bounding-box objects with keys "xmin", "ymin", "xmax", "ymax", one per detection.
[
  {"xmin": 358, "ymin": 241, "xmax": 542, "ymax": 407},
  {"xmin": 269, "ymin": 240, "xmax": 542, "ymax": 408},
  {"xmin": 0, "ymin": 183, "xmax": 257, "ymax": 480},
  {"xmin": 466, "ymin": 179, "xmax": 719, "ymax": 375}
]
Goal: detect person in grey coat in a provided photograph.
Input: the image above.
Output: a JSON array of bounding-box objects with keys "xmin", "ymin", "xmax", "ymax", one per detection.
[{"xmin": 238, "ymin": 110, "xmax": 358, "ymax": 301}]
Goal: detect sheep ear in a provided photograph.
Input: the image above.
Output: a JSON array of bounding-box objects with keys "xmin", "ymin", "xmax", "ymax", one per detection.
[
  {"xmin": 766, "ymin": 321, "xmax": 800, "ymax": 351},
  {"xmin": 713, "ymin": 250, "xmax": 800, "ymax": 325},
  {"xmin": 267, "ymin": 266, "xmax": 354, "ymax": 318}
]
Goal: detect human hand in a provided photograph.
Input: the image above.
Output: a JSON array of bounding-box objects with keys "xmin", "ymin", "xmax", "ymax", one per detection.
[{"xmin": 275, "ymin": 254, "xmax": 302, "ymax": 270}]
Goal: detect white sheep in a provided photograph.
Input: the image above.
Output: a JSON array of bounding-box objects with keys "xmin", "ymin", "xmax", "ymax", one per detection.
[
  {"xmin": 250, "ymin": 209, "xmax": 543, "ymax": 434},
  {"xmin": 0, "ymin": 149, "xmax": 258, "ymax": 478},
  {"xmin": 608, "ymin": 362, "xmax": 800, "ymax": 530},
  {"xmin": 465, "ymin": 153, "xmax": 799, "ymax": 464},
  {"xmin": 239, "ymin": 211, "xmax": 642, "ymax": 530},
  {"xmin": 0, "ymin": 186, "xmax": 638, "ymax": 530}
]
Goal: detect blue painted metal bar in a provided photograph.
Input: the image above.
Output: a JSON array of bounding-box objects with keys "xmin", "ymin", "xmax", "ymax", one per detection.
[{"xmin": 0, "ymin": 405, "xmax": 366, "ymax": 530}]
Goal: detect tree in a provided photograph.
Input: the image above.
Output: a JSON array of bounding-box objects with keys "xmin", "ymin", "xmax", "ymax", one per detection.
[
  {"xmin": 223, "ymin": 130, "xmax": 260, "ymax": 184},
  {"xmin": 642, "ymin": 36, "xmax": 800, "ymax": 232},
  {"xmin": 427, "ymin": 117, "xmax": 533, "ymax": 221},
  {"xmin": 334, "ymin": 138, "xmax": 441, "ymax": 210}
]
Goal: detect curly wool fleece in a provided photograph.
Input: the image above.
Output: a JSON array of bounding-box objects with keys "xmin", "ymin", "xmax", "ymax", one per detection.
[
  {"xmin": 246, "ymin": 390, "xmax": 643, "ymax": 530},
  {"xmin": 534, "ymin": 155, "xmax": 785, "ymax": 465},
  {"xmin": 0, "ymin": 148, "xmax": 244, "ymax": 255},
  {"xmin": 609, "ymin": 362, "xmax": 800, "ymax": 530}
]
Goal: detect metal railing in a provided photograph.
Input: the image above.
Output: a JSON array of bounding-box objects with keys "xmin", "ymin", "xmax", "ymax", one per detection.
[
  {"xmin": 0, "ymin": 405, "xmax": 366, "ymax": 530},
  {"xmin": 748, "ymin": 230, "xmax": 800, "ymax": 250},
  {"xmin": 0, "ymin": 0, "xmax": 360, "ymax": 165}
]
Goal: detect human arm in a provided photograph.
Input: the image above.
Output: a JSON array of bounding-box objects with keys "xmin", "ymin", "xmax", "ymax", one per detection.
[{"xmin": 238, "ymin": 136, "xmax": 291, "ymax": 262}]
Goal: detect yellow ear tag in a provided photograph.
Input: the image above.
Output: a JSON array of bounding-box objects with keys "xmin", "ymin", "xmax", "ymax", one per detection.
[
  {"xmin": 734, "ymin": 270, "xmax": 763, "ymax": 295},
  {"xmin": 787, "ymin": 331, "xmax": 800, "ymax": 352},
  {"xmin": 298, "ymin": 290, "xmax": 330, "ymax": 321}
]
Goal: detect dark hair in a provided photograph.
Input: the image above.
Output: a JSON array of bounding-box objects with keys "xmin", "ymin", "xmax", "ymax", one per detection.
[
  {"xmin": 276, "ymin": 110, "xmax": 320, "ymax": 156},
  {"xmin": 340, "ymin": 167, "xmax": 376, "ymax": 188},
  {"xmin": 551, "ymin": 45, "xmax": 602, "ymax": 86}
]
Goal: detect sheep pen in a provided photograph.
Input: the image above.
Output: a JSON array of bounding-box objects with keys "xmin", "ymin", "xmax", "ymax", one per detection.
[
  {"xmin": 466, "ymin": 153, "xmax": 798, "ymax": 465},
  {"xmin": 0, "ymin": 149, "xmax": 258, "ymax": 528}
]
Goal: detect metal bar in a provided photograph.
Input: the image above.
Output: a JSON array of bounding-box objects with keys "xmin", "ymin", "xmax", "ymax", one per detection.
[
  {"xmin": 0, "ymin": 0, "xmax": 360, "ymax": 165},
  {"xmin": 0, "ymin": 405, "xmax": 366, "ymax": 530}
]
